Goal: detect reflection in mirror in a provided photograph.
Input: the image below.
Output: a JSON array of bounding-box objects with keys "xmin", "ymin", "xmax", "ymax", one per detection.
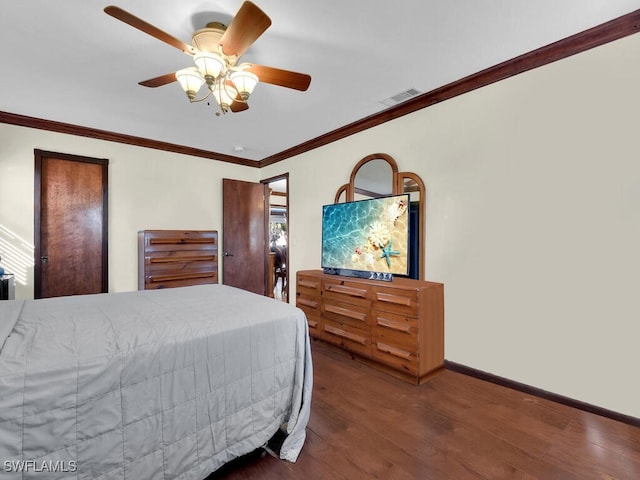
[
  {"xmin": 354, "ymin": 159, "xmax": 394, "ymax": 199},
  {"xmin": 403, "ymin": 176, "xmax": 422, "ymax": 203}
]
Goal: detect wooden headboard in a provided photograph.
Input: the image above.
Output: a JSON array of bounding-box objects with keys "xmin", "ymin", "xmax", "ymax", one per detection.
[{"xmin": 138, "ymin": 230, "xmax": 218, "ymax": 290}]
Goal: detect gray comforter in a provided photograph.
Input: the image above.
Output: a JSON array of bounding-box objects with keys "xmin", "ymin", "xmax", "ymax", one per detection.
[{"xmin": 0, "ymin": 285, "xmax": 312, "ymax": 479}]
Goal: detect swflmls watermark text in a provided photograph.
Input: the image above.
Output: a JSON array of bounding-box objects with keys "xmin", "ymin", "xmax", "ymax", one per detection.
[{"xmin": 3, "ymin": 460, "xmax": 77, "ymax": 473}]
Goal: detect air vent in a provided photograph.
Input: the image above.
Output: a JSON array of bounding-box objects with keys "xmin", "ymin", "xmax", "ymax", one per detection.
[{"xmin": 379, "ymin": 88, "xmax": 422, "ymax": 107}]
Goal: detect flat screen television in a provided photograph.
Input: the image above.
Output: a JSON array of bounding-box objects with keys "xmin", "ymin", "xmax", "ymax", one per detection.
[{"xmin": 321, "ymin": 194, "xmax": 410, "ymax": 281}]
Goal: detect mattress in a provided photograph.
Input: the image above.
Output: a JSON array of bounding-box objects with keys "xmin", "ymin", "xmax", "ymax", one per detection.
[{"xmin": 0, "ymin": 284, "xmax": 312, "ymax": 479}]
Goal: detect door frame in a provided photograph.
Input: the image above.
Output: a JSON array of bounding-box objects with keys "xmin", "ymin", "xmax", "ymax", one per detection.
[
  {"xmin": 261, "ymin": 172, "xmax": 289, "ymax": 301},
  {"xmin": 34, "ymin": 149, "xmax": 109, "ymax": 298}
]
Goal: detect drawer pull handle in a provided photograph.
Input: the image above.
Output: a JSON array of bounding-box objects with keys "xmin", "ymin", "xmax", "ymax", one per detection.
[
  {"xmin": 150, "ymin": 237, "xmax": 213, "ymax": 244},
  {"xmin": 149, "ymin": 255, "xmax": 216, "ymax": 264},
  {"xmin": 325, "ymin": 304, "xmax": 367, "ymax": 322},
  {"xmin": 325, "ymin": 325, "xmax": 367, "ymax": 345},
  {"xmin": 149, "ymin": 271, "xmax": 216, "ymax": 282},
  {"xmin": 376, "ymin": 292, "xmax": 412, "ymax": 307},
  {"xmin": 376, "ymin": 341, "xmax": 412, "ymax": 359},
  {"xmin": 299, "ymin": 280, "xmax": 319, "ymax": 289},
  {"xmin": 298, "ymin": 298, "xmax": 319, "ymax": 309},
  {"xmin": 376, "ymin": 316, "xmax": 411, "ymax": 333},
  {"xmin": 326, "ymin": 284, "xmax": 367, "ymax": 298}
]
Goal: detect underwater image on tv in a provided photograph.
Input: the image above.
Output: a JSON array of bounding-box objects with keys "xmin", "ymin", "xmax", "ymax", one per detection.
[{"xmin": 322, "ymin": 194, "xmax": 410, "ymax": 276}]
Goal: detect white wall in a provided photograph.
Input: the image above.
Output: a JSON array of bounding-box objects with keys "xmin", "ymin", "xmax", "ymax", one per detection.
[
  {"xmin": 262, "ymin": 33, "xmax": 640, "ymax": 418},
  {"xmin": 0, "ymin": 126, "xmax": 259, "ymax": 298}
]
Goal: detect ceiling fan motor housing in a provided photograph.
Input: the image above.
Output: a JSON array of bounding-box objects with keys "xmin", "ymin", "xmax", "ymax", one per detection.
[{"xmin": 192, "ymin": 23, "xmax": 233, "ymax": 61}]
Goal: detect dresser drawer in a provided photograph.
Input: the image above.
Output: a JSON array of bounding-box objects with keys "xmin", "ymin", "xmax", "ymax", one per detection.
[
  {"xmin": 322, "ymin": 278, "xmax": 370, "ymax": 307},
  {"xmin": 142, "ymin": 230, "xmax": 218, "ymax": 253},
  {"xmin": 297, "ymin": 274, "xmax": 322, "ymax": 296},
  {"xmin": 371, "ymin": 286, "xmax": 419, "ymax": 316},
  {"xmin": 296, "ymin": 292, "xmax": 321, "ymax": 314},
  {"xmin": 322, "ymin": 300, "xmax": 369, "ymax": 330},
  {"xmin": 371, "ymin": 309, "xmax": 419, "ymax": 344},
  {"xmin": 371, "ymin": 337, "xmax": 419, "ymax": 375},
  {"xmin": 304, "ymin": 313, "xmax": 322, "ymax": 337},
  {"xmin": 143, "ymin": 250, "xmax": 218, "ymax": 268},
  {"xmin": 296, "ymin": 293, "xmax": 323, "ymax": 337},
  {"xmin": 145, "ymin": 270, "xmax": 218, "ymax": 289},
  {"xmin": 323, "ymin": 319, "xmax": 371, "ymax": 358}
]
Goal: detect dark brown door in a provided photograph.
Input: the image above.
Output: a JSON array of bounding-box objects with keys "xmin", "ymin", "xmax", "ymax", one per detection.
[
  {"xmin": 222, "ymin": 178, "xmax": 267, "ymax": 295},
  {"xmin": 34, "ymin": 150, "xmax": 108, "ymax": 298}
]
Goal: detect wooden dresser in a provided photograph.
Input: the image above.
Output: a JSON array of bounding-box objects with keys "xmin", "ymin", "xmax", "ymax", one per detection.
[
  {"xmin": 138, "ymin": 230, "xmax": 218, "ymax": 290},
  {"xmin": 296, "ymin": 269, "xmax": 444, "ymax": 384}
]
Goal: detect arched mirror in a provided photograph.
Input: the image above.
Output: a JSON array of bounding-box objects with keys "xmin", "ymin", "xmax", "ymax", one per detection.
[
  {"xmin": 352, "ymin": 157, "xmax": 395, "ymax": 199},
  {"xmin": 335, "ymin": 153, "xmax": 426, "ymax": 280}
]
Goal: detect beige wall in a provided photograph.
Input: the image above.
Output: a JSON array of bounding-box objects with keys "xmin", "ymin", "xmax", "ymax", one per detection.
[
  {"xmin": 263, "ymin": 33, "xmax": 640, "ymax": 418},
  {"xmin": 1, "ymin": 32, "xmax": 638, "ymax": 418},
  {"xmin": 0, "ymin": 126, "xmax": 259, "ymax": 298}
]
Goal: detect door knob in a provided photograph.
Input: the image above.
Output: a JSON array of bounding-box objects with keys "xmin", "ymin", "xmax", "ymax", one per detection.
[
  {"xmin": 41, "ymin": 256, "xmax": 49, "ymax": 264},
  {"xmin": 223, "ymin": 252, "xmax": 234, "ymax": 257}
]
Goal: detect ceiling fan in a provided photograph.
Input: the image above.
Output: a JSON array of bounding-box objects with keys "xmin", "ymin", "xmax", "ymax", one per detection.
[{"xmin": 104, "ymin": 2, "xmax": 311, "ymax": 114}]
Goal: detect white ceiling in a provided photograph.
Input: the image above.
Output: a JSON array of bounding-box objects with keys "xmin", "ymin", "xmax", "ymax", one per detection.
[{"xmin": 1, "ymin": 1, "xmax": 639, "ymax": 162}]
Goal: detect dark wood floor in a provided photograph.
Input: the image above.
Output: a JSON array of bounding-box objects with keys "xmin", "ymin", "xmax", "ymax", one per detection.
[{"xmin": 209, "ymin": 339, "xmax": 640, "ymax": 479}]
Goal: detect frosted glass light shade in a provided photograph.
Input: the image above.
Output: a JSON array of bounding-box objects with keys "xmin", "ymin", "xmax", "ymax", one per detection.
[
  {"xmin": 175, "ymin": 67, "xmax": 205, "ymax": 100},
  {"xmin": 194, "ymin": 52, "xmax": 225, "ymax": 80},
  {"xmin": 212, "ymin": 82, "xmax": 239, "ymax": 111},
  {"xmin": 230, "ymin": 71, "xmax": 259, "ymax": 100}
]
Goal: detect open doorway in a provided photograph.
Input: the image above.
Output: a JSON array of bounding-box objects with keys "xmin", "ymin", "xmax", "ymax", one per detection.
[{"xmin": 262, "ymin": 174, "xmax": 288, "ymax": 302}]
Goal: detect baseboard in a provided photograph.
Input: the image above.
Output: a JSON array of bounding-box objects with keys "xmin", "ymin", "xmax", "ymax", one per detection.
[{"xmin": 444, "ymin": 360, "xmax": 640, "ymax": 428}]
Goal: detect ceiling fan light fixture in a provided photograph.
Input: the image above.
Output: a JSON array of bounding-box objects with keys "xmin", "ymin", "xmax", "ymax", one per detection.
[
  {"xmin": 212, "ymin": 81, "xmax": 239, "ymax": 113},
  {"xmin": 230, "ymin": 70, "xmax": 259, "ymax": 101},
  {"xmin": 175, "ymin": 67, "xmax": 205, "ymax": 100},
  {"xmin": 194, "ymin": 52, "xmax": 226, "ymax": 84},
  {"xmin": 106, "ymin": 3, "xmax": 311, "ymax": 115}
]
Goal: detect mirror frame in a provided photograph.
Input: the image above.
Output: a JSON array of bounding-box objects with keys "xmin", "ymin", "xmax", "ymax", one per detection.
[{"xmin": 335, "ymin": 153, "xmax": 426, "ymax": 280}]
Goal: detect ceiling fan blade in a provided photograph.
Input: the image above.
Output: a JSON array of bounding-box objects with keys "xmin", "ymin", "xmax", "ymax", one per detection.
[
  {"xmin": 139, "ymin": 72, "xmax": 178, "ymax": 88},
  {"xmin": 104, "ymin": 5, "xmax": 195, "ymax": 55},
  {"xmin": 244, "ymin": 64, "xmax": 311, "ymax": 91},
  {"xmin": 219, "ymin": 1, "xmax": 272, "ymax": 58},
  {"xmin": 230, "ymin": 101, "xmax": 249, "ymax": 113}
]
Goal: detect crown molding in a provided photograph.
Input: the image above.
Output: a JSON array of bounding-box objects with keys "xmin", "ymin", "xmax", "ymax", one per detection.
[
  {"xmin": 259, "ymin": 8, "xmax": 640, "ymax": 167},
  {"xmin": 0, "ymin": 111, "xmax": 256, "ymax": 168}
]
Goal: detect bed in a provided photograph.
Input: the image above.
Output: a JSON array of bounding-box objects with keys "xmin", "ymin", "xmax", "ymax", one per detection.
[{"xmin": 0, "ymin": 284, "xmax": 312, "ymax": 479}]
